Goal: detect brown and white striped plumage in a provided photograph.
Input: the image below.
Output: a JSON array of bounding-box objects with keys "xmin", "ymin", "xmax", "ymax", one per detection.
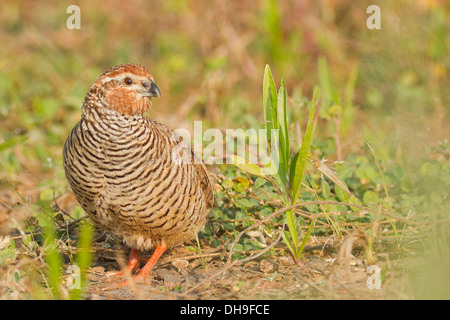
[{"xmin": 63, "ymin": 64, "xmax": 213, "ymax": 258}]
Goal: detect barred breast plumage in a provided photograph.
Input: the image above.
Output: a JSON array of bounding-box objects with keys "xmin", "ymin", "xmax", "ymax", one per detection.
[{"xmin": 63, "ymin": 64, "xmax": 214, "ymax": 283}]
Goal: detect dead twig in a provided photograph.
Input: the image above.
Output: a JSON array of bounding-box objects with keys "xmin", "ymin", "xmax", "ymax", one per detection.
[{"xmin": 183, "ymin": 224, "xmax": 285, "ymax": 296}]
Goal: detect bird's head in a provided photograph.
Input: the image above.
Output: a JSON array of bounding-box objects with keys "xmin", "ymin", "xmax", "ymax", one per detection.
[{"xmin": 86, "ymin": 64, "xmax": 161, "ymax": 116}]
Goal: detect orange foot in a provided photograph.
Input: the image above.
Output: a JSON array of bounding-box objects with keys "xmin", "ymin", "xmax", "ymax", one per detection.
[
  {"xmin": 105, "ymin": 248, "xmax": 140, "ymax": 280},
  {"xmin": 105, "ymin": 245, "xmax": 167, "ymax": 288}
]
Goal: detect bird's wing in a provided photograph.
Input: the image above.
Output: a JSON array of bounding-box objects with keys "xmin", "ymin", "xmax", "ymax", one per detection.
[
  {"xmin": 146, "ymin": 118, "xmax": 215, "ymax": 209},
  {"xmin": 191, "ymin": 149, "xmax": 215, "ymax": 209}
]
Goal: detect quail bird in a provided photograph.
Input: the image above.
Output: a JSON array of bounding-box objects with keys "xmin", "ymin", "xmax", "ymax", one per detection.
[{"xmin": 63, "ymin": 64, "xmax": 214, "ymax": 284}]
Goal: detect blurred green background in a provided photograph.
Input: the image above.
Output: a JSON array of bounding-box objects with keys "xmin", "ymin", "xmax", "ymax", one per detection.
[{"xmin": 0, "ymin": 0, "xmax": 449, "ymax": 298}]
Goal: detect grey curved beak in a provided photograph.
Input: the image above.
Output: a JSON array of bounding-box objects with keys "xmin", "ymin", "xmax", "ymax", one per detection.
[
  {"xmin": 142, "ymin": 80, "xmax": 161, "ymax": 98},
  {"xmin": 149, "ymin": 80, "xmax": 161, "ymax": 97}
]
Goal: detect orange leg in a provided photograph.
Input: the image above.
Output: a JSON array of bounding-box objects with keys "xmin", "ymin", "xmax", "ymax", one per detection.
[
  {"xmin": 112, "ymin": 245, "xmax": 167, "ymax": 287},
  {"xmin": 121, "ymin": 248, "xmax": 141, "ymax": 274},
  {"xmin": 106, "ymin": 248, "xmax": 140, "ymax": 279},
  {"xmin": 134, "ymin": 244, "xmax": 167, "ymax": 281}
]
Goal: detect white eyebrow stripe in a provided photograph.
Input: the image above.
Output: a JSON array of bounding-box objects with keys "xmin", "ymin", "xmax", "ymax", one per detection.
[
  {"xmin": 100, "ymin": 76, "xmax": 114, "ymax": 84},
  {"xmin": 101, "ymin": 74, "xmax": 146, "ymax": 87}
]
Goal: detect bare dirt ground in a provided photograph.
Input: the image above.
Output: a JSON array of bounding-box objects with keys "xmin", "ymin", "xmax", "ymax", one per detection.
[
  {"xmin": 0, "ymin": 186, "xmax": 416, "ymax": 300},
  {"xmin": 82, "ymin": 232, "xmax": 411, "ymax": 300}
]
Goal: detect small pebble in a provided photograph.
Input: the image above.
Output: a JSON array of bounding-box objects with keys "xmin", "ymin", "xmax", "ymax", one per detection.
[
  {"xmin": 259, "ymin": 259, "xmax": 278, "ymax": 274},
  {"xmin": 171, "ymin": 259, "xmax": 189, "ymax": 273}
]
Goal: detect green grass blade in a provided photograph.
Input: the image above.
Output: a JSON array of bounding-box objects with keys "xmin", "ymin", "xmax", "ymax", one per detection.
[
  {"xmin": 40, "ymin": 209, "xmax": 63, "ymax": 299},
  {"xmin": 285, "ymin": 208, "xmax": 299, "ymax": 255},
  {"xmin": 263, "ymin": 65, "xmax": 278, "ymax": 137},
  {"xmin": 277, "ymin": 77, "xmax": 289, "ymax": 178},
  {"xmin": 289, "ymin": 87, "xmax": 318, "ymax": 205},
  {"xmin": 289, "ymin": 150, "xmax": 299, "ymax": 189},
  {"xmin": 318, "ymin": 56, "xmax": 338, "ymax": 104},
  {"xmin": 263, "ymin": 65, "xmax": 289, "ymax": 187},
  {"xmin": 0, "ymin": 135, "xmax": 28, "ymax": 152},
  {"xmin": 281, "ymin": 229, "xmax": 295, "ymax": 257},
  {"xmin": 341, "ymin": 63, "xmax": 359, "ymax": 134},
  {"xmin": 296, "ymin": 217, "xmax": 317, "ymax": 260},
  {"xmin": 264, "ymin": 86, "xmax": 274, "ymax": 140},
  {"xmin": 263, "ymin": 65, "xmax": 273, "ymax": 135},
  {"xmin": 70, "ymin": 220, "xmax": 94, "ymax": 300}
]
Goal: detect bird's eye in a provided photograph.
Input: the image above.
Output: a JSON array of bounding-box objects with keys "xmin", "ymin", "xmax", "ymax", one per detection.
[{"xmin": 124, "ymin": 78, "xmax": 133, "ymax": 85}]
